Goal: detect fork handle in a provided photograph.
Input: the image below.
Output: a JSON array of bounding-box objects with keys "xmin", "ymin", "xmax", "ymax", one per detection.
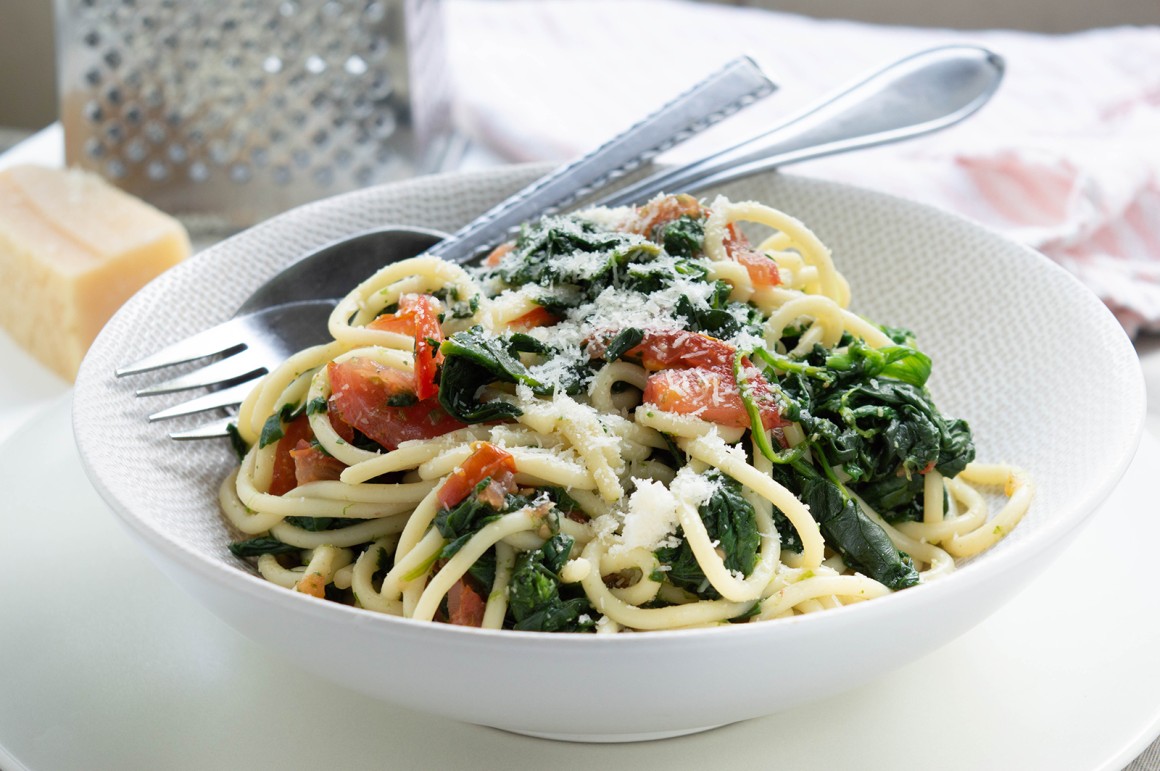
[{"xmin": 428, "ymin": 56, "xmax": 776, "ymax": 264}]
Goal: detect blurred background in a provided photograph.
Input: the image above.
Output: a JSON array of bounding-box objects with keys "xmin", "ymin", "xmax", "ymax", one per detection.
[{"xmin": 4, "ymin": 0, "xmax": 1160, "ymax": 135}]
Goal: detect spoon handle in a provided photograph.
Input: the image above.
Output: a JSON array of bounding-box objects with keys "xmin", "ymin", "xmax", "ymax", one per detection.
[
  {"xmin": 429, "ymin": 56, "xmax": 776, "ymax": 263},
  {"xmin": 593, "ymin": 45, "xmax": 1004, "ymax": 208}
]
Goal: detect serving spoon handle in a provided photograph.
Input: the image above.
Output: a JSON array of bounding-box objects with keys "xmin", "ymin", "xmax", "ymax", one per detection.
[{"xmin": 593, "ymin": 45, "xmax": 1004, "ymax": 208}]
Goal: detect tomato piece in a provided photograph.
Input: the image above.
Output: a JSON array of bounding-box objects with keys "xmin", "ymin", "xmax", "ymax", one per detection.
[
  {"xmin": 289, "ymin": 439, "xmax": 347, "ymax": 486},
  {"xmin": 366, "ymin": 312, "xmax": 412, "ymax": 336},
  {"xmin": 628, "ymin": 193, "xmax": 705, "ymax": 238},
  {"xmin": 643, "ymin": 367, "xmax": 783, "ymax": 430},
  {"xmin": 484, "ymin": 241, "xmax": 515, "ymax": 267},
  {"xmin": 446, "ymin": 578, "xmax": 487, "ymax": 627},
  {"xmin": 295, "ymin": 573, "xmax": 326, "ymax": 599},
  {"xmin": 589, "ymin": 328, "xmax": 737, "ymax": 373},
  {"xmin": 410, "ymin": 296, "xmax": 444, "ymax": 402},
  {"xmin": 269, "ymin": 414, "xmax": 314, "ymax": 495},
  {"xmin": 724, "ymin": 224, "xmax": 780, "ymax": 288},
  {"xmin": 509, "ymin": 305, "xmax": 560, "ymax": 330},
  {"xmin": 367, "ymin": 294, "xmax": 443, "ymax": 401},
  {"xmin": 327, "ymin": 357, "xmax": 465, "ymax": 451},
  {"xmin": 437, "ymin": 441, "xmax": 518, "ymax": 510}
]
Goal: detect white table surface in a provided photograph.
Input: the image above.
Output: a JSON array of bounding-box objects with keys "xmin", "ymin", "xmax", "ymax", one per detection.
[{"xmin": 2, "ymin": 125, "xmax": 1158, "ymax": 770}]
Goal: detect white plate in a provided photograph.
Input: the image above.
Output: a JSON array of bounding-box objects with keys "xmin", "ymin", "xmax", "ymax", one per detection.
[{"xmin": 2, "ymin": 398, "xmax": 1157, "ymax": 770}]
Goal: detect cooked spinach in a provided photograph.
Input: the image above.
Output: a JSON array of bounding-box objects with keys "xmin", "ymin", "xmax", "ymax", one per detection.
[
  {"xmin": 654, "ymin": 470, "xmax": 761, "ymax": 599},
  {"xmin": 434, "ymin": 479, "xmax": 516, "ymax": 557},
  {"xmin": 486, "ymin": 213, "xmax": 723, "ymax": 310},
  {"xmin": 257, "ymin": 401, "xmax": 303, "ymax": 448},
  {"xmin": 437, "ymin": 327, "xmax": 539, "ymax": 423},
  {"xmin": 654, "ymin": 214, "xmax": 704, "ymax": 258},
  {"xmin": 823, "ymin": 339, "xmax": 932, "ymax": 388},
  {"xmin": 228, "ymin": 536, "xmax": 299, "ymax": 558},
  {"xmin": 752, "ymin": 327, "xmax": 970, "ymax": 580},
  {"xmin": 438, "ymin": 326, "xmax": 591, "ymax": 422},
  {"xmin": 494, "ymin": 215, "xmax": 659, "ymax": 296},
  {"xmin": 508, "ymin": 534, "xmax": 594, "ymax": 632},
  {"xmin": 283, "ymin": 516, "xmax": 363, "ymax": 532},
  {"xmin": 767, "ymin": 334, "xmax": 974, "ymax": 524},
  {"xmin": 225, "ymin": 423, "xmax": 250, "ymax": 460},
  {"xmin": 773, "ymin": 461, "xmax": 919, "ymax": 590},
  {"xmin": 602, "ymin": 327, "xmax": 644, "ymax": 362}
]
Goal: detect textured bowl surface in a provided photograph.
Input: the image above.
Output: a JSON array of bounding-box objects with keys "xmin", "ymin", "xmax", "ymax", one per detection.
[{"xmin": 73, "ymin": 167, "xmax": 1145, "ymax": 741}]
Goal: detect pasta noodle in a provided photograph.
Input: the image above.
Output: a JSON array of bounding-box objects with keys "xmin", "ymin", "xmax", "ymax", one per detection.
[{"xmin": 220, "ymin": 193, "xmax": 1033, "ymax": 632}]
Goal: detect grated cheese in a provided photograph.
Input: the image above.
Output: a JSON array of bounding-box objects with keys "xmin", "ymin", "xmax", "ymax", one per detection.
[{"xmin": 616, "ymin": 478, "xmax": 680, "ymax": 554}]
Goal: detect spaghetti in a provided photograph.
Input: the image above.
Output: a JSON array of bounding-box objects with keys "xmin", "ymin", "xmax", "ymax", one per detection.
[{"xmin": 221, "ymin": 193, "xmax": 1033, "ymax": 632}]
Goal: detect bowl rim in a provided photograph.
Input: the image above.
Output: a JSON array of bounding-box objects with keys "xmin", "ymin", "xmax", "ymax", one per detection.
[{"xmin": 74, "ymin": 166, "xmax": 1148, "ymax": 645}]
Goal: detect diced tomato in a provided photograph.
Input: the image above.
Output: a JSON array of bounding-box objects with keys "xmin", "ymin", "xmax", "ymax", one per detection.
[
  {"xmin": 589, "ymin": 328, "xmax": 737, "ymax": 373},
  {"xmin": 509, "ymin": 305, "xmax": 560, "ymax": 330},
  {"xmin": 367, "ymin": 294, "xmax": 444, "ymax": 401},
  {"xmin": 269, "ymin": 414, "xmax": 314, "ymax": 496},
  {"xmin": 295, "ymin": 573, "xmax": 327, "ymax": 599},
  {"xmin": 437, "ymin": 441, "xmax": 518, "ymax": 510},
  {"xmin": 642, "ymin": 366, "xmax": 783, "ymax": 430},
  {"xmin": 446, "ymin": 578, "xmax": 487, "ymax": 627},
  {"xmin": 327, "ymin": 357, "xmax": 465, "ymax": 451},
  {"xmin": 289, "ymin": 439, "xmax": 347, "ymax": 486},
  {"xmin": 328, "ymin": 409, "xmax": 357, "ymax": 445},
  {"xmin": 366, "ymin": 311, "xmax": 412, "ymax": 336},
  {"xmin": 484, "ymin": 241, "xmax": 515, "ymax": 267},
  {"xmin": 628, "ymin": 193, "xmax": 705, "ymax": 238},
  {"xmin": 724, "ymin": 223, "xmax": 780, "ymax": 288}
]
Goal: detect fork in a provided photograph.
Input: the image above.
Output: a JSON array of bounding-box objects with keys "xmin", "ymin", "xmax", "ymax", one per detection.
[{"xmin": 122, "ymin": 45, "xmax": 1004, "ymax": 440}]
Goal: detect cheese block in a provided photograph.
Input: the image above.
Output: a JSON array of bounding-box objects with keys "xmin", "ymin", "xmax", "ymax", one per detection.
[{"xmin": 0, "ymin": 164, "xmax": 191, "ymax": 380}]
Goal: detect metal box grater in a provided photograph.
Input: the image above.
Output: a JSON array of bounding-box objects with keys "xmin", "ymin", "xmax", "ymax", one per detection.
[{"xmin": 56, "ymin": 0, "xmax": 457, "ymax": 232}]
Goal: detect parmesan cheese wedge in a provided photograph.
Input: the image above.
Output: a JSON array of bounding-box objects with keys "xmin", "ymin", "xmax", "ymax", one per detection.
[{"xmin": 0, "ymin": 165, "xmax": 190, "ymax": 380}]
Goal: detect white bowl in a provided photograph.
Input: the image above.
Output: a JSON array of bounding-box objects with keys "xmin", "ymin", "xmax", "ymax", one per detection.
[{"xmin": 73, "ymin": 168, "xmax": 1145, "ymax": 742}]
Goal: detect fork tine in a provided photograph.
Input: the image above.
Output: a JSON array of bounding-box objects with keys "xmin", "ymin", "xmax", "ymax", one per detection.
[
  {"xmin": 115, "ymin": 315, "xmax": 254, "ymax": 376},
  {"xmin": 169, "ymin": 416, "xmax": 235, "ymax": 440},
  {"xmin": 147, "ymin": 379, "xmax": 259, "ymax": 421},
  {"xmin": 134, "ymin": 348, "xmax": 268, "ymax": 396}
]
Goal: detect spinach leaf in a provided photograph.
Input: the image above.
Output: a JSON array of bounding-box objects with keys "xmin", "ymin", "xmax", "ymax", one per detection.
[
  {"xmin": 434, "ymin": 481, "xmax": 541, "ymax": 591},
  {"xmin": 655, "ymin": 214, "xmax": 704, "ymax": 258},
  {"xmin": 258, "ymin": 401, "xmax": 302, "ymax": 448},
  {"xmin": 602, "ymin": 327, "xmax": 644, "ymax": 362},
  {"xmin": 774, "ymin": 462, "xmax": 920, "ymax": 590},
  {"xmin": 465, "ymin": 549, "xmax": 497, "ymax": 593},
  {"xmin": 283, "ymin": 516, "xmax": 362, "ymax": 532},
  {"xmin": 655, "ymin": 471, "xmax": 760, "ymax": 599},
  {"xmin": 439, "ymin": 326, "xmax": 592, "ymax": 422},
  {"xmin": 434, "ymin": 481, "xmax": 509, "ymax": 557},
  {"xmin": 496, "ymin": 216, "xmax": 659, "ymax": 297},
  {"xmin": 437, "ymin": 327, "xmax": 537, "ymax": 423},
  {"xmin": 824, "ymin": 339, "xmax": 932, "ymax": 388},
  {"xmin": 225, "ymin": 423, "xmax": 250, "ymax": 460},
  {"xmin": 508, "ymin": 534, "xmax": 594, "ymax": 632},
  {"xmin": 228, "ymin": 536, "xmax": 299, "ymax": 558}
]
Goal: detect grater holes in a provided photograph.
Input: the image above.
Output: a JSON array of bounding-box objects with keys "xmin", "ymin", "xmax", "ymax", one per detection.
[{"xmin": 146, "ymin": 161, "xmax": 169, "ymax": 181}]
